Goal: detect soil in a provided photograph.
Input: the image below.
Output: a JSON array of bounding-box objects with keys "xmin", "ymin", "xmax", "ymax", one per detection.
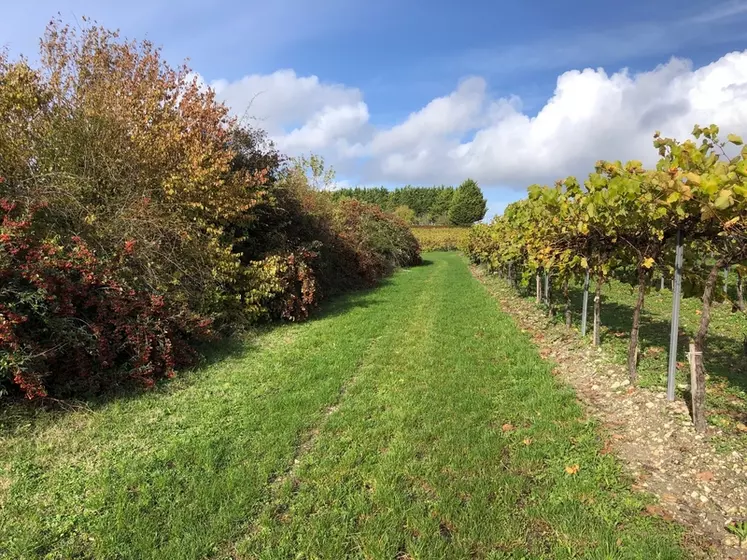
[{"xmin": 473, "ymin": 266, "xmax": 747, "ymax": 559}]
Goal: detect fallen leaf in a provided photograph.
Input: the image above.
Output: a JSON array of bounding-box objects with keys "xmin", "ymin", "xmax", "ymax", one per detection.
[
  {"xmin": 645, "ymin": 505, "xmax": 674, "ymax": 521},
  {"xmin": 736, "ymin": 422, "xmax": 747, "ymax": 433},
  {"xmin": 695, "ymin": 309, "xmax": 702, "ymax": 315},
  {"xmin": 661, "ymin": 494, "xmax": 678, "ymax": 503},
  {"xmin": 696, "ymin": 471, "xmax": 714, "ymax": 481},
  {"xmin": 523, "ymin": 438, "xmax": 533, "ymax": 446},
  {"xmin": 565, "ymin": 464, "xmax": 580, "ymax": 475},
  {"xmin": 501, "ymin": 423, "xmax": 515, "ymax": 432}
]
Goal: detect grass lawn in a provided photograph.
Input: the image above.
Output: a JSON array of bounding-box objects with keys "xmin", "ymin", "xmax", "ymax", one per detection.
[{"xmin": 1, "ymin": 253, "xmax": 687, "ymax": 559}]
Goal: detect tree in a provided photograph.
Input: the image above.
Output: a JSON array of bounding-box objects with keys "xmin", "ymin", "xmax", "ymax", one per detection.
[
  {"xmin": 291, "ymin": 154, "xmax": 336, "ymax": 190},
  {"xmin": 393, "ymin": 205, "xmax": 416, "ymax": 224},
  {"xmin": 449, "ymin": 179, "xmax": 487, "ymax": 225}
]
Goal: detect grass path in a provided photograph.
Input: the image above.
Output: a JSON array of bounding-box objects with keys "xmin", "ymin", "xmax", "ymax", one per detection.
[{"xmin": 1, "ymin": 253, "xmax": 686, "ymax": 559}]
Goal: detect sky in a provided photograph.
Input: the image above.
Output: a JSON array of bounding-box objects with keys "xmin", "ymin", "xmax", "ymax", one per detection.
[{"xmin": 3, "ymin": 1, "xmax": 747, "ymax": 219}]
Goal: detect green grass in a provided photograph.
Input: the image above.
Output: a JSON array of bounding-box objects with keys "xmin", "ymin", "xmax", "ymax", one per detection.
[
  {"xmin": 524, "ymin": 274, "xmax": 747, "ymax": 437},
  {"xmin": 1, "ymin": 253, "xmax": 687, "ymax": 559}
]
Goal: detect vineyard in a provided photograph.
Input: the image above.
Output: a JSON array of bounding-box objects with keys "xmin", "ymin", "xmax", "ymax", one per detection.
[
  {"xmin": 466, "ymin": 125, "xmax": 747, "ymax": 434},
  {"xmin": 411, "ymin": 226, "xmax": 470, "ymax": 251},
  {"xmin": 3, "ymin": 14, "xmax": 747, "ymax": 560}
]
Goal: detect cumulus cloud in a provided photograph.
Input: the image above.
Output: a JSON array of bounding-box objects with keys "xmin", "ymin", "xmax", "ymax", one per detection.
[
  {"xmin": 210, "ymin": 51, "xmax": 747, "ymax": 189},
  {"xmin": 211, "ymin": 70, "xmax": 363, "ymax": 132},
  {"xmin": 278, "ymin": 102, "xmax": 369, "ymax": 154}
]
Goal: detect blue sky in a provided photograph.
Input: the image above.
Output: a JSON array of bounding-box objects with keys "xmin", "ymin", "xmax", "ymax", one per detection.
[{"xmin": 4, "ymin": 1, "xmax": 747, "ymax": 218}]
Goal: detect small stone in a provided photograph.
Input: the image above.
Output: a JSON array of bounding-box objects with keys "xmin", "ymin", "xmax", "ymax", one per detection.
[{"xmin": 645, "ymin": 402, "xmax": 655, "ymax": 409}]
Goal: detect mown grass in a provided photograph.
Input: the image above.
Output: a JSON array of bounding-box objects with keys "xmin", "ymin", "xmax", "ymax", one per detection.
[
  {"xmin": 411, "ymin": 226, "xmax": 469, "ymax": 251},
  {"xmin": 1, "ymin": 253, "xmax": 687, "ymax": 559}
]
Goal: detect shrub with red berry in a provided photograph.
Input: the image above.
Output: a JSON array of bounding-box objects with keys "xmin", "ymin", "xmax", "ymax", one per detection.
[{"xmin": 0, "ymin": 200, "xmax": 212, "ymax": 399}]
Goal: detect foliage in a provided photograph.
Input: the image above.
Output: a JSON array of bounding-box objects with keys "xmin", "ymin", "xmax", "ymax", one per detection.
[
  {"xmin": 392, "ymin": 205, "xmax": 416, "ymax": 224},
  {"xmin": 0, "ymin": 19, "xmax": 421, "ymax": 400},
  {"xmin": 411, "ymin": 226, "xmax": 470, "ymax": 251},
  {"xmin": 334, "ymin": 200, "xmax": 421, "ymax": 283},
  {"xmin": 448, "ymin": 178, "xmax": 488, "ymax": 226},
  {"xmin": 0, "ymin": 201, "xmax": 210, "ymax": 399},
  {"xmin": 465, "ymin": 123, "xmax": 747, "ymax": 432},
  {"xmin": 0, "ymin": 254, "xmax": 686, "ymax": 559},
  {"xmin": 0, "ymin": 20, "xmax": 269, "ymax": 320},
  {"xmin": 290, "ymin": 154, "xmax": 336, "ymax": 191},
  {"xmin": 333, "ymin": 185, "xmax": 456, "ymax": 224},
  {"xmin": 334, "ymin": 182, "xmax": 488, "ymax": 226}
]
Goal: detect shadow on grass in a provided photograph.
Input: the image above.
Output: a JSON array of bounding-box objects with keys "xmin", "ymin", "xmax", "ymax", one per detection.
[
  {"xmin": 0, "ymin": 276, "xmax": 396, "ymax": 428},
  {"xmin": 559, "ymin": 284, "xmax": 747, "ymax": 395}
]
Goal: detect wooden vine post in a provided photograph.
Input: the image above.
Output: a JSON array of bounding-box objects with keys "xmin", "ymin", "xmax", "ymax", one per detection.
[{"xmin": 688, "ymin": 342, "xmax": 704, "ymax": 429}]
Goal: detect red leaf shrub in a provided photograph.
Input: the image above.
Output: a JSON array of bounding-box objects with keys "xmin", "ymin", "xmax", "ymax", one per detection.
[
  {"xmin": 0, "ymin": 201, "xmax": 212, "ymax": 399},
  {"xmin": 270, "ymin": 249, "xmax": 319, "ymax": 321},
  {"xmin": 334, "ymin": 199, "xmax": 422, "ymax": 284}
]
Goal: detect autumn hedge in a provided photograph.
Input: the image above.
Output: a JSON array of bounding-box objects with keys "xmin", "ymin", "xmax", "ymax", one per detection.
[{"xmin": 0, "ymin": 19, "xmax": 420, "ymax": 399}]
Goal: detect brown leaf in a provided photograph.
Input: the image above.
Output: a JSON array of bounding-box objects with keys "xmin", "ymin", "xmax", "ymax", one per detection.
[
  {"xmin": 501, "ymin": 423, "xmax": 515, "ymax": 432},
  {"xmin": 565, "ymin": 464, "xmax": 580, "ymax": 475},
  {"xmin": 696, "ymin": 471, "xmax": 714, "ymax": 481},
  {"xmin": 736, "ymin": 422, "xmax": 747, "ymax": 433},
  {"xmin": 644, "ymin": 505, "xmax": 674, "ymax": 521}
]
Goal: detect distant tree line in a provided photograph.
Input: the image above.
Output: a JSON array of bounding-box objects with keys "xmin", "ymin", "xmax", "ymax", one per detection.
[{"xmin": 332, "ymin": 179, "xmax": 488, "ymax": 226}]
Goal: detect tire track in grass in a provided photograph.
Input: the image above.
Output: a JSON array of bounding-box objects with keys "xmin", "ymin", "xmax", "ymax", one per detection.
[
  {"xmin": 0, "ymin": 267, "xmax": 432, "ymax": 560},
  {"xmin": 231, "ymin": 257, "xmax": 446, "ymax": 558},
  {"xmin": 213, "ymin": 266, "xmax": 441, "ymax": 560},
  {"xmin": 235, "ymin": 253, "xmax": 686, "ymax": 560}
]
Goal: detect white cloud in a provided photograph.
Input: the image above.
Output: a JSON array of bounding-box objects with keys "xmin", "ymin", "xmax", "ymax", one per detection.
[
  {"xmin": 369, "ymin": 77, "xmax": 487, "ymax": 154},
  {"xmin": 212, "ymin": 50, "xmax": 747, "ymax": 189},
  {"xmin": 451, "ymin": 51, "xmax": 747, "ymax": 186},
  {"xmin": 278, "ymin": 102, "xmax": 369, "ymax": 153},
  {"xmin": 211, "ymin": 70, "xmax": 363, "ymax": 133}
]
